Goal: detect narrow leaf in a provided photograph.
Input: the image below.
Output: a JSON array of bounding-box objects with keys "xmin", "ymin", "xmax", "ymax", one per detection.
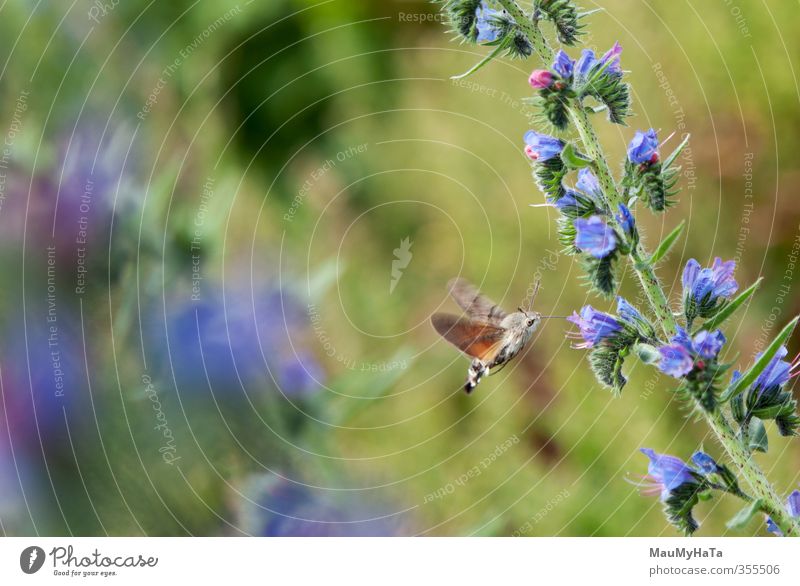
[
  {"xmin": 726, "ymin": 499, "xmax": 764, "ymax": 530},
  {"xmin": 560, "ymin": 142, "xmax": 593, "ymax": 169},
  {"xmin": 720, "ymin": 316, "xmax": 799, "ymax": 403},
  {"xmin": 648, "ymin": 220, "xmax": 685, "ymax": 265},
  {"xmin": 701, "ymin": 278, "xmax": 762, "ymax": 331},
  {"xmin": 748, "ymin": 418, "xmax": 769, "ymax": 453},
  {"xmin": 450, "ymin": 35, "xmax": 512, "ymax": 80},
  {"xmin": 662, "ymin": 133, "xmax": 691, "ymax": 170}
]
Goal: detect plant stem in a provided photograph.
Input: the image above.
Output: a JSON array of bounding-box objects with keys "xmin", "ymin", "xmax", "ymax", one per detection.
[
  {"xmin": 497, "ymin": 0, "xmax": 798, "ymax": 536},
  {"xmin": 705, "ymin": 407, "xmax": 800, "ymax": 536},
  {"xmin": 497, "ymin": 0, "xmax": 554, "ymax": 62}
]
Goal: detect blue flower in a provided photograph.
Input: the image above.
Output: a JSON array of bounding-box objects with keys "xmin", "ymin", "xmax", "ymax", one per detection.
[
  {"xmin": 616, "ymin": 203, "xmax": 635, "ymax": 239},
  {"xmin": 552, "ymin": 50, "xmax": 574, "ymax": 79},
  {"xmin": 691, "ymin": 451, "xmax": 719, "ymax": 475},
  {"xmin": 567, "ymin": 306, "xmax": 622, "ymax": 348},
  {"xmin": 692, "ymin": 330, "xmax": 726, "ymax": 360},
  {"xmin": 552, "ymin": 189, "xmax": 579, "ymax": 212},
  {"xmin": 574, "ymin": 48, "xmax": 596, "ymax": 82},
  {"xmin": 475, "ymin": 1, "xmax": 502, "ymax": 42},
  {"xmin": 639, "ymin": 448, "xmax": 697, "ymax": 501},
  {"xmin": 657, "ymin": 327, "xmax": 726, "ymax": 378},
  {"xmin": 766, "ymin": 489, "xmax": 800, "ymax": 536},
  {"xmin": 616, "ymin": 296, "xmax": 649, "ymax": 333},
  {"xmin": 628, "ymin": 129, "xmax": 660, "ymax": 164},
  {"xmin": 682, "ymin": 258, "xmax": 738, "ymax": 316},
  {"xmin": 523, "ymin": 130, "xmax": 564, "ymax": 161},
  {"xmin": 575, "ymin": 215, "xmax": 617, "ymax": 258},
  {"xmin": 575, "ymin": 168, "xmax": 602, "ymax": 199},
  {"xmin": 658, "ymin": 344, "xmax": 694, "ymax": 378}
]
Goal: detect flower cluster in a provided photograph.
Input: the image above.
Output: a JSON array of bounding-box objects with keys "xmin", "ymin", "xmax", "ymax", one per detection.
[
  {"xmin": 622, "ymin": 128, "xmax": 681, "ymax": 212},
  {"xmin": 682, "ymin": 257, "xmax": 738, "ymax": 323},
  {"xmin": 730, "ymin": 346, "xmax": 800, "ymax": 439},
  {"xmin": 527, "ymin": 44, "xmax": 629, "ymax": 128},
  {"xmin": 635, "ymin": 448, "xmax": 735, "ymax": 535},
  {"xmin": 524, "ymin": 130, "xmax": 638, "ymax": 295}
]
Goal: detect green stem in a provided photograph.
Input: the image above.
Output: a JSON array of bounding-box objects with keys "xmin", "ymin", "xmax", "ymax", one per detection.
[
  {"xmin": 705, "ymin": 407, "xmax": 800, "ymax": 536},
  {"xmin": 497, "ymin": 0, "xmax": 553, "ymax": 62},
  {"xmin": 494, "ymin": 0, "xmax": 798, "ymax": 536}
]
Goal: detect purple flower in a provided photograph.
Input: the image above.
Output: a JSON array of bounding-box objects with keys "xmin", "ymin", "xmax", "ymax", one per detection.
[
  {"xmin": 628, "ymin": 129, "xmax": 660, "ymax": 164},
  {"xmin": 552, "ymin": 50, "xmax": 574, "ymax": 79},
  {"xmin": 616, "ymin": 203, "xmax": 635, "ymax": 238},
  {"xmin": 692, "ymin": 330, "xmax": 726, "ymax": 360},
  {"xmin": 567, "ymin": 306, "xmax": 622, "ymax": 348},
  {"xmin": 244, "ymin": 476, "xmax": 409, "ymax": 536},
  {"xmin": 523, "ymin": 130, "xmax": 564, "ymax": 161},
  {"xmin": 575, "ymin": 215, "xmax": 617, "ymax": 258},
  {"xmin": 600, "ymin": 42, "xmax": 623, "ymax": 75},
  {"xmin": 766, "ymin": 489, "xmax": 800, "ymax": 536},
  {"xmin": 573, "ymin": 43, "xmax": 623, "ymax": 83},
  {"xmin": 575, "ymin": 168, "xmax": 602, "ymax": 199},
  {"xmin": 528, "ymin": 69, "xmax": 554, "ymax": 89},
  {"xmin": 658, "ymin": 344, "xmax": 694, "ymax": 378},
  {"xmin": 682, "ymin": 258, "xmax": 738, "ymax": 312},
  {"xmin": 475, "ymin": 1, "xmax": 502, "ymax": 42},
  {"xmin": 657, "ymin": 327, "xmax": 726, "ymax": 378},
  {"xmin": 691, "ymin": 451, "xmax": 719, "ymax": 475},
  {"xmin": 639, "ymin": 448, "xmax": 696, "ymax": 501}
]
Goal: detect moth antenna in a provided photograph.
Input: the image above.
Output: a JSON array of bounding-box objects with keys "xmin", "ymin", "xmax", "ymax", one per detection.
[
  {"xmin": 528, "ymin": 278, "xmax": 541, "ymax": 312},
  {"xmin": 539, "ymin": 315, "xmax": 570, "ymax": 319}
]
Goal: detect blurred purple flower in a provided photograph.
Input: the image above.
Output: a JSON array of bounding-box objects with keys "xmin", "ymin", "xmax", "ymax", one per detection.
[
  {"xmin": 157, "ymin": 287, "xmax": 324, "ymax": 399},
  {"xmin": 242, "ymin": 476, "xmax": 408, "ymax": 536}
]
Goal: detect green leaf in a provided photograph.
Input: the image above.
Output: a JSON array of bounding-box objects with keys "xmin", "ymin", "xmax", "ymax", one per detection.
[
  {"xmin": 701, "ymin": 278, "xmax": 763, "ymax": 332},
  {"xmin": 560, "ymin": 142, "xmax": 593, "ymax": 169},
  {"xmin": 747, "ymin": 418, "xmax": 769, "ymax": 453},
  {"xmin": 720, "ymin": 315, "xmax": 799, "ymax": 403},
  {"xmin": 648, "ymin": 220, "xmax": 685, "ymax": 265},
  {"xmin": 726, "ymin": 499, "xmax": 764, "ymax": 530},
  {"xmin": 450, "ymin": 35, "xmax": 513, "ymax": 80},
  {"xmin": 662, "ymin": 133, "xmax": 691, "ymax": 170}
]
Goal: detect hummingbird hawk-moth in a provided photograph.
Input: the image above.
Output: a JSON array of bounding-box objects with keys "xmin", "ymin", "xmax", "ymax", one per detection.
[{"xmin": 431, "ymin": 278, "xmax": 553, "ymax": 393}]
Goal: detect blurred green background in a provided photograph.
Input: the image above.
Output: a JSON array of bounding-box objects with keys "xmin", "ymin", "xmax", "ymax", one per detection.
[{"xmin": 0, "ymin": 0, "xmax": 799, "ymax": 536}]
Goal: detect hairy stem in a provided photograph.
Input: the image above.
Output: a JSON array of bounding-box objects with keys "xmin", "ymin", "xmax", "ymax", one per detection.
[
  {"xmin": 705, "ymin": 407, "xmax": 800, "ymax": 536},
  {"xmin": 495, "ymin": 0, "xmax": 797, "ymax": 536}
]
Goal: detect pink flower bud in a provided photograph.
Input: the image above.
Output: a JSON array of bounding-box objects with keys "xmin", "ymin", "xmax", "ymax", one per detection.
[
  {"xmin": 528, "ymin": 69, "xmax": 553, "ymax": 89},
  {"xmin": 524, "ymin": 145, "xmax": 538, "ymax": 160}
]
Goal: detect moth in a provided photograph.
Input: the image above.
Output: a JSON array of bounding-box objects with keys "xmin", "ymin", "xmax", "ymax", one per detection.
[{"xmin": 431, "ymin": 278, "xmax": 558, "ymax": 393}]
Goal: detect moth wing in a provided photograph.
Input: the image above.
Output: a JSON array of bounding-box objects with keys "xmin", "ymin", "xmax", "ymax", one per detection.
[
  {"xmin": 431, "ymin": 313, "xmax": 505, "ymax": 362},
  {"xmin": 447, "ymin": 277, "xmax": 507, "ymax": 325}
]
